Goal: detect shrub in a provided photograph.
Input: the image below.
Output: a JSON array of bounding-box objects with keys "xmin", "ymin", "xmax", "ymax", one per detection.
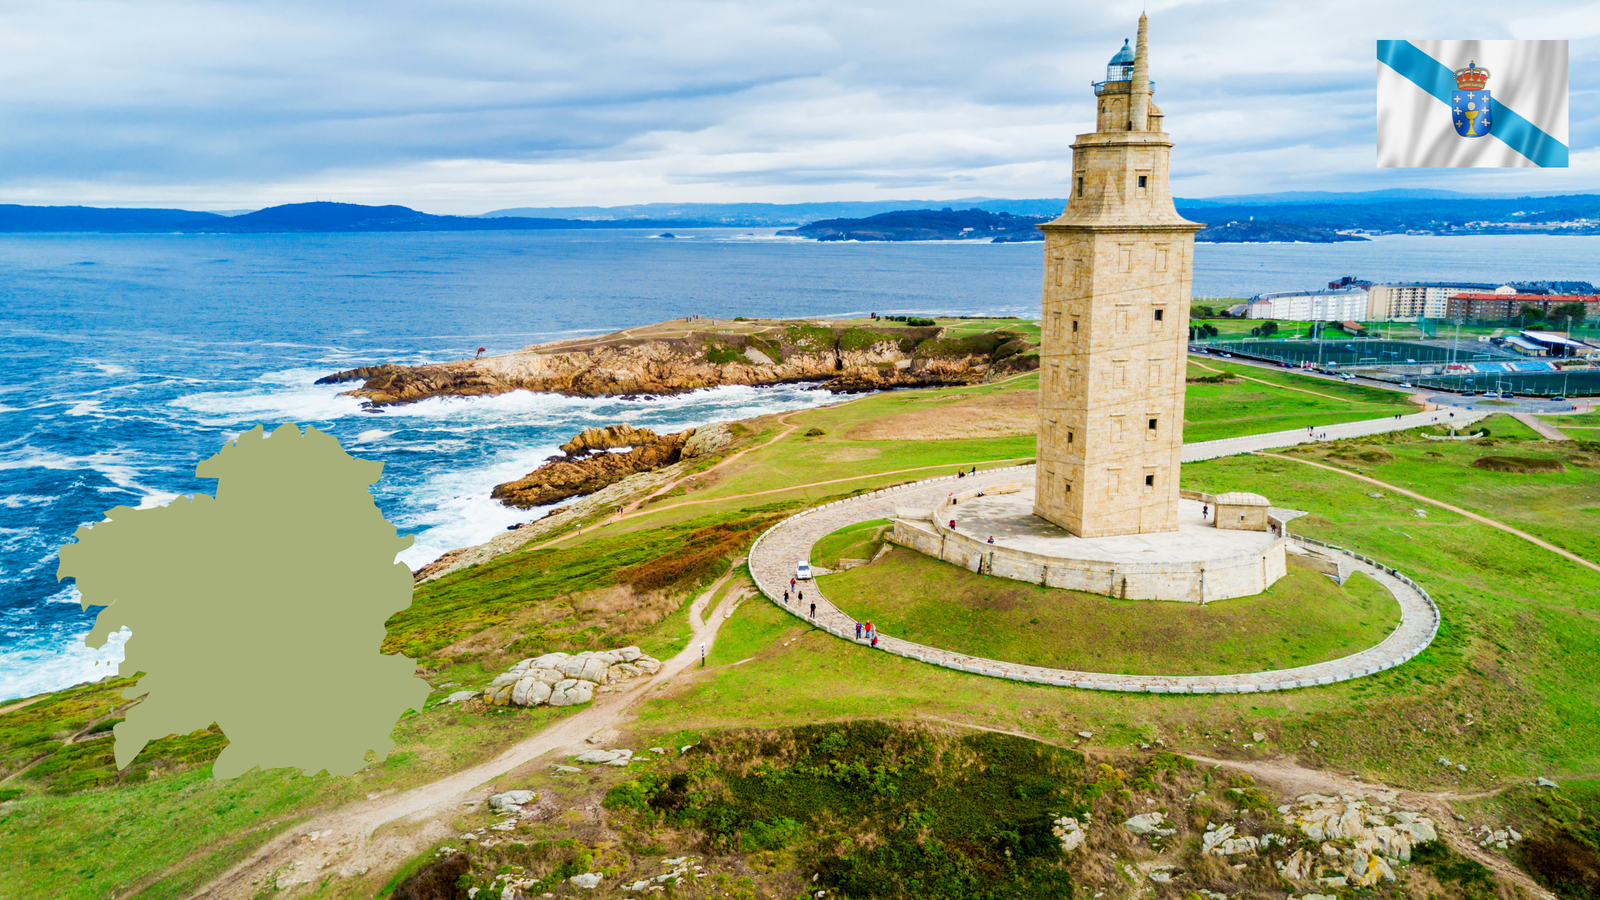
[{"xmin": 804, "ymin": 427, "xmax": 826, "ymax": 437}]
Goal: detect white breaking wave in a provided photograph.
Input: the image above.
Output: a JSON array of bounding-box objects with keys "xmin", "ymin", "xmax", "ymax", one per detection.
[
  {"xmin": 0, "ymin": 446, "xmax": 157, "ymax": 499},
  {"xmin": 0, "ymin": 624, "xmax": 128, "ymax": 701},
  {"xmin": 388, "ymin": 382, "xmax": 848, "ymax": 568}
]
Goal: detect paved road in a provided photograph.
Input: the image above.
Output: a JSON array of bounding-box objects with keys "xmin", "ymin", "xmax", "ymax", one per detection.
[
  {"xmin": 1182, "ymin": 407, "xmax": 1491, "ymax": 462},
  {"xmin": 1421, "ymin": 392, "xmax": 1590, "ymax": 415},
  {"xmin": 748, "ymin": 466, "xmax": 1439, "ymax": 694}
]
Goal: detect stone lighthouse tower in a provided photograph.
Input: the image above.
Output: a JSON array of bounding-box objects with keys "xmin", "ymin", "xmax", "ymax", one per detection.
[{"xmin": 1033, "ymin": 15, "xmax": 1202, "ymax": 538}]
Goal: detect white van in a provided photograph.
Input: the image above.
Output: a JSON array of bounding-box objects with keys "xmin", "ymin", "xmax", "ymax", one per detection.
[{"xmin": 796, "ymin": 561, "xmax": 813, "ymax": 581}]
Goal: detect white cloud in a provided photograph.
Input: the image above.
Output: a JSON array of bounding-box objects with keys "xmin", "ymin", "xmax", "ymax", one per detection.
[{"xmin": 0, "ymin": 0, "xmax": 1594, "ymax": 212}]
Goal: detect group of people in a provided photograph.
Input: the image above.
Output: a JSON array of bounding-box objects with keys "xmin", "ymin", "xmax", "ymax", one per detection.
[
  {"xmin": 786, "ymin": 578, "xmax": 817, "ymax": 619},
  {"xmin": 785, "ymin": 577, "xmax": 882, "ymax": 647},
  {"xmin": 954, "ymin": 465, "xmax": 978, "ymax": 478},
  {"xmin": 855, "ymin": 621, "xmax": 880, "ymax": 647}
]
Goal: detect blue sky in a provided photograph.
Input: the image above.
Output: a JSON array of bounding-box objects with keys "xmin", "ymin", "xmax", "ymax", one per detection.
[{"xmin": 0, "ymin": 0, "xmax": 1595, "ymax": 213}]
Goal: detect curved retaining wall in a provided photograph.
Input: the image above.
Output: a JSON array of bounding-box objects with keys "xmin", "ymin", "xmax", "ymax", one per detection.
[
  {"xmin": 746, "ymin": 466, "xmax": 1440, "ymax": 693},
  {"xmin": 895, "ymin": 483, "xmax": 1287, "ymax": 603}
]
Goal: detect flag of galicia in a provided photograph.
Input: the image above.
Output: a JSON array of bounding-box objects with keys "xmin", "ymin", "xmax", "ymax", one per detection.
[{"xmin": 1377, "ymin": 40, "xmax": 1568, "ymax": 167}]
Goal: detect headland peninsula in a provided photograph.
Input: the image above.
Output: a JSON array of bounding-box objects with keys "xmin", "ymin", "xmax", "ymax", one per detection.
[{"xmin": 316, "ymin": 316, "xmax": 1041, "ymax": 406}]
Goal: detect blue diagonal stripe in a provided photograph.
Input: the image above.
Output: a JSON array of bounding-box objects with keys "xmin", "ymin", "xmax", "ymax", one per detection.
[{"xmin": 1377, "ymin": 40, "xmax": 1568, "ymax": 168}]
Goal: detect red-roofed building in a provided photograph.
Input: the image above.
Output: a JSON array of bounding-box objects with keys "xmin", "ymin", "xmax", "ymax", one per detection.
[{"xmin": 1445, "ymin": 293, "xmax": 1600, "ymax": 322}]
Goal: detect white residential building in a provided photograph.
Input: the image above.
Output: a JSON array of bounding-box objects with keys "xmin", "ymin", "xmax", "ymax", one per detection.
[
  {"xmin": 1365, "ymin": 282, "xmax": 1511, "ymax": 321},
  {"xmin": 1244, "ymin": 288, "xmax": 1369, "ymax": 321}
]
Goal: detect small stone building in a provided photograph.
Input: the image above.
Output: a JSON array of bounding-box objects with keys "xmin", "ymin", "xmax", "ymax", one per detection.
[{"xmin": 1214, "ymin": 492, "xmax": 1271, "ymax": 531}]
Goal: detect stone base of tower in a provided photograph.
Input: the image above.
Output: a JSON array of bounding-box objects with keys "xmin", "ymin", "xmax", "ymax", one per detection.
[{"xmin": 891, "ymin": 477, "xmax": 1288, "ymax": 604}]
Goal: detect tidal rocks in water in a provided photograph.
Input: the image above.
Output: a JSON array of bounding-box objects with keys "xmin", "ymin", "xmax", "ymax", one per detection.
[
  {"xmin": 490, "ymin": 425, "xmax": 695, "ymax": 508},
  {"xmin": 560, "ymin": 423, "xmax": 663, "ymax": 456}
]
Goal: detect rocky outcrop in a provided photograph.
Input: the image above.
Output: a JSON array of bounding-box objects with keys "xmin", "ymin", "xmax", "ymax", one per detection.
[
  {"xmin": 560, "ymin": 424, "xmax": 662, "ymax": 456},
  {"xmin": 322, "ymin": 322, "xmax": 1030, "ymax": 407},
  {"xmin": 480, "ymin": 647, "xmax": 661, "ymax": 707},
  {"xmin": 1275, "ymin": 792, "xmax": 1439, "ymax": 888},
  {"xmin": 313, "ymin": 363, "xmax": 408, "ymax": 385},
  {"xmin": 491, "ymin": 426, "xmax": 695, "ymax": 509},
  {"xmin": 1053, "ymin": 815, "xmax": 1088, "ymax": 852}
]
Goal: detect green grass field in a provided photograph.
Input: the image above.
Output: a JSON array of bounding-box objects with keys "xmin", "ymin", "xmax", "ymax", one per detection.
[
  {"xmin": 1182, "ymin": 360, "xmax": 1414, "ymax": 442},
  {"xmin": 809, "ymin": 518, "xmax": 890, "ymax": 568},
  {"xmin": 819, "ymin": 549, "xmax": 1399, "ymax": 676}
]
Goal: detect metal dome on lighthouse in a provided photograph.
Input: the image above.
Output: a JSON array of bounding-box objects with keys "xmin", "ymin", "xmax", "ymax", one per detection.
[{"xmin": 1106, "ymin": 39, "xmax": 1135, "ymax": 82}]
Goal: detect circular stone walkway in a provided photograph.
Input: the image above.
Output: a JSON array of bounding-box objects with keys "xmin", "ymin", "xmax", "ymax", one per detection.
[{"xmin": 747, "ymin": 466, "xmax": 1440, "ymax": 694}]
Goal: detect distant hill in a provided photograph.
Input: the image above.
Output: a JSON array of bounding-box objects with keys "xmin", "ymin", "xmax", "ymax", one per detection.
[
  {"xmin": 1179, "ymin": 193, "xmax": 1600, "ymax": 235},
  {"xmin": 776, "ymin": 209, "xmax": 1049, "ymax": 242},
  {"xmin": 1194, "ymin": 220, "xmax": 1367, "ymax": 243},
  {"xmin": 773, "ymin": 208, "xmax": 1366, "ymax": 244},
  {"xmin": 6, "ymin": 192, "xmax": 1600, "ymax": 235},
  {"xmin": 0, "ymin": 205, "xmax": 227, "ymax": 232},
  {"xmin": 1178, "ymin": 188, "xmax": 1600, "ymax": 208},
  {"xmin": 0, "ymin": 202, "xmax": 713, "ymax": 234},
  {"xmin": 481, "ymin": 198, "xmax": 1071, "ymax": 227}
]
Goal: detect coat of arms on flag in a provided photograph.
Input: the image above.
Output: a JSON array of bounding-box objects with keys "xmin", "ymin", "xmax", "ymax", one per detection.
[
  {"xmin": 1451, "ymin": 62, "xmax": 1492, "ymax": 138},
  {"xmin": 1377, "ymin": 40, "xmax": 1568, "ymax": 168}
]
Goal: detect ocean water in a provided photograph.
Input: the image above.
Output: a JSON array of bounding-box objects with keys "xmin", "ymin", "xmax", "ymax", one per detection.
[{"xmin": 3, "ymin": 228, "xmax": 1598, "ymax": 699}]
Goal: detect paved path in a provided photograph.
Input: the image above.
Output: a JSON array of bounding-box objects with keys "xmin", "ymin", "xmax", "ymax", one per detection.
[
  {"xmin": 1512, "ymin": 412, "xmax": 1570, "ymax": 441},
  {"xmin": 748, "ymin": 466, "xmax": 1439, "ymax": 694},
  {"xmin": 1183, "ymin": 408, "xmax": 1491, "ymax": 462}
]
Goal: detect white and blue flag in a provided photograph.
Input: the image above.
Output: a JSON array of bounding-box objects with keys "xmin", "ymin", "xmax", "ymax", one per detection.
[{"xmin": 1377, "ymin": 40, "xmax": 1568, "ymax": 168}]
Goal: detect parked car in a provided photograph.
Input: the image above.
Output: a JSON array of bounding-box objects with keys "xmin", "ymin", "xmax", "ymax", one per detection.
[
  {"xmin": 1483, "ymin": 391, "xmax": 1499, "ymax": 398},
  {"xmin": 1461, "ymin": 391, "xmax": 1476, "ymax": 397},
  {"xmin": 1399, "ymin": 382, "xmax": 1414, "ymax": 388},
  {"xmin": 1553, "ymin": 395, "xmax": 1567, "ymax": 401},
  {"xmin": 1503, "ymin": 392, "xmax": 1516, "ymax": 399},
  {"xmin": 1221, "ymin": 353, "xmax": 1233, "ymax": 358},
  {"xmin": 1340, "ymin": 373, "xmax": 1356, "ymax": 381},
  {"xmin": 796, "ymin": 561, "xmax": 812, "ymax": 581}
]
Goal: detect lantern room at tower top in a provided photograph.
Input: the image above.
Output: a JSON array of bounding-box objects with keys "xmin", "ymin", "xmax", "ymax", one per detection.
[{"xmin": 1095, "ymin": 38, "xmax": 1153, "ymax": 95}]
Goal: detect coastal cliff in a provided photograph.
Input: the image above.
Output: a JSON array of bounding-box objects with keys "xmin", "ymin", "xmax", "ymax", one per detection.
[{"xmin": 321, "ymin": 319, "xmax": 1039, "ymax": 407}]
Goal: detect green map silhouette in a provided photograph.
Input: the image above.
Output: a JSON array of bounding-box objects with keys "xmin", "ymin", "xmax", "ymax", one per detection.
[{"xmin": 57, "ymin": 424, "xmax": 429, "ymax": 778}]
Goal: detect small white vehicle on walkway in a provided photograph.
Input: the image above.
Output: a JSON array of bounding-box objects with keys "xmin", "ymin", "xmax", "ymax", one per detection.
[{"xmin": 795, "ymin": 561, "xmax": 812, "ymax": 580}]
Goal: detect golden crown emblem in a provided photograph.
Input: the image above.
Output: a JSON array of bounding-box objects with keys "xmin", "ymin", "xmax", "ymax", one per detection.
[{"xmin": 1454, "ymin": 61, "xmax": 1490, "ymax": 91}]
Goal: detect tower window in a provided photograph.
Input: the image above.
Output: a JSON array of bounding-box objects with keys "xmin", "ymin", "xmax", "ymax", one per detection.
[
  {"xmin": 1145, "ymin": 474, "xmax": 1155, "ymax": 487},
  {"xmin": 1065, "ymin": 480, "xmax": 1072, "ymax": 493},
  {"xmin": 1077, "ymin": 177, "xmax": 1083, "ymax": 197},
  {"xmin": 1148, "ymin": 418, "xmax": 1157, "ymax": 430},
  {"xmin": 1153, "ymin": 309, "xmax": 1163, "ymax": 321},
  {"xmin": 1138, "ymin": 175, "xmax": 1148, "ymax": 188},
  {"xmin": 1072, "ymin": 320, "xmax": 1078, "ymax": 333},
  {"xmin": 1067, "ymin": 431, "xmax": 1074, "ymax": 443}
]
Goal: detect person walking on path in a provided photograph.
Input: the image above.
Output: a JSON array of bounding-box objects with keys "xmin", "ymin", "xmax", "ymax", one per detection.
[
  {"xmin": 798, "ymin": 589, "xmax": 804, "ymax": 605},
  {"xmin": 809, "ymin": 602, "xmax": 816, "ymax": 619},
  {"xmin": 871, "ymin": 634, "xmax": 879, "ymax": 648},
  {"xmin": 1202, "ymin": 503, "xmax": 1209, "ymax": 520},
  {"xmin": 855, "ymin": 622, "xmax": 862, "ymax": 639},
  {"xmin": 783, "ymin": 589, "xmax": 789, "ymax": 604}
]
